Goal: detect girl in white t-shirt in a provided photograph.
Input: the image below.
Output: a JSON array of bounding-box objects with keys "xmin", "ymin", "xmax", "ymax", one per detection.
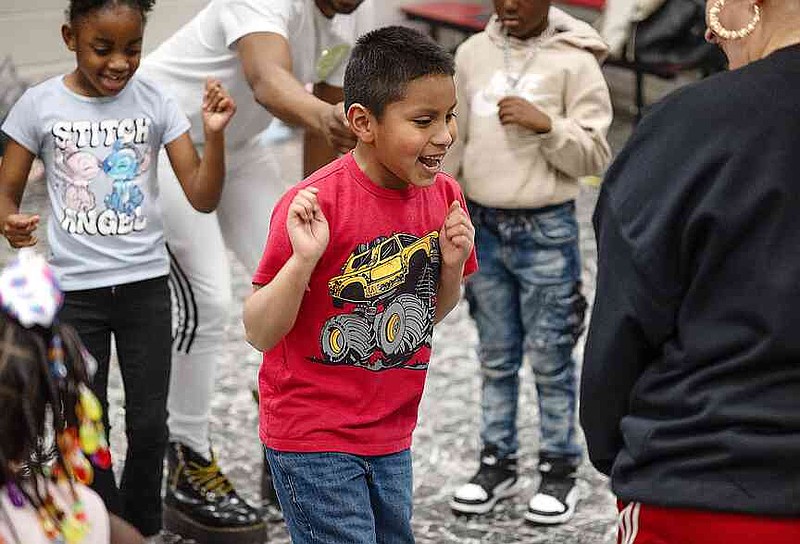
[{"xmin": 0, "ymin": 251, "xmax": 109, "ymax": 544}]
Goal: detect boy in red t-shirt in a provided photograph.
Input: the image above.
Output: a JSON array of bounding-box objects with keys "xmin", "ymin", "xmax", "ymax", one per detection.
[{"xmin": 243, "ymin": 26, "xmax": 477, "ymax": 543}]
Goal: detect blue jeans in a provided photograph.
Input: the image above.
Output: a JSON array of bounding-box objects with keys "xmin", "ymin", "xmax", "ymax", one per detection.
[
  {"xmin": 466, "ymin": 201, "xmax": 586, "ymax": 464},
  {"xmin": 59, "ymin": 276, "xmax": 171, "ymax": 536},
  {"xmin": 265, "ymin": 448, "xmax": 415, "ymax": 544}
]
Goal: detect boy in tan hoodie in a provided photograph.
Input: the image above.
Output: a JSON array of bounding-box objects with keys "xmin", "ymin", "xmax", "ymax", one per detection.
[{"xmin": 446, "ymin": 0, "xmax": 612, "ymax": 524}]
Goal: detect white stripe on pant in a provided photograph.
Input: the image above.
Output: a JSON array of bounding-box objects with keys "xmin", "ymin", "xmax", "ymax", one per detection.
[
  {"xmin": 156, "ymin": 135, "xmax": 293, "ymax": 454},
  {"xmin": 618, "ymin": 502, "xmax": 641, "ymax": 544}
]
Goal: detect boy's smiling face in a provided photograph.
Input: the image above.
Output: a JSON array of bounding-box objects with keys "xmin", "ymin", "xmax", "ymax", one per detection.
[{"xmin": 357, "ymin": 74, "xmax": 458, "ymax": 190}]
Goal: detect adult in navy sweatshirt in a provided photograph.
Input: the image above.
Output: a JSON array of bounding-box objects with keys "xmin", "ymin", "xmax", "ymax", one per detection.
[{"xmin": 581, "ymin": 0, "xmax": 800, "ymax": 541}]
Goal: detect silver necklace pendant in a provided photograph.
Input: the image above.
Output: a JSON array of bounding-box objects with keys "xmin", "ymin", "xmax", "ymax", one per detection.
[
  {"xmin": 503, "ymin": 31, "xmax": 515, "ymax": 94},
  {"xmin": 502, "ymin": 26, "xmax": 554, "ymax": 95}
]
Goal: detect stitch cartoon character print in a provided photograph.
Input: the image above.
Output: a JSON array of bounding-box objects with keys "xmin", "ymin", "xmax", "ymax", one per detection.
[
  {"xmin": 318, "ymin": 231, "xmax": 441, "ymax": 371},
  {"xmin": 52, "ymin": 117, "xmax": 151, "ymax": 236}
]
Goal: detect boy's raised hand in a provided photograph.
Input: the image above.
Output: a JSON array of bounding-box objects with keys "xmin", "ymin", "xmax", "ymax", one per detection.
[
  {"xmin": 439, "ymin": 201, "xmax": 474, "ymax": 269},
  {"xmin": 2, "ymin": 213, "xmax": 39, "ymax": 248},
  {"xmin": 287, "ymin": 187, "xmax": 329, "ymax": 265},
  {"xmin": 202, "ymin": 78, "xmax": 237, "ymax": 133},
  {"xmin": 498, "ymin": 96, "xmax": 552, "ymax": 134}
]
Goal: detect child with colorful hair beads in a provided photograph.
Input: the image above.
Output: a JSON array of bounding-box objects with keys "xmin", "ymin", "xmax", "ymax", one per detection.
[
  {"xmin": 0, "ymin": 250, "xmax": 110, "ymax": 544},
  {"xmin": 0, "ymin": 0, "xmax": 236, "ymax": 536}
]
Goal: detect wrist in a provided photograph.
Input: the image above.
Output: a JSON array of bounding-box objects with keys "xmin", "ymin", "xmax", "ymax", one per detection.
[
  {"xmin": 203, "ymin": 126, "xmax": 224, "ymax": 140},
  {"xmin": 312, "ymin": 100, "xmax": 332, "ymax": 135},
  {"xmin": 287, "ymin": 253, "xmax": 318, "ymax": 283},
  {"xmin": 441, "ymin": 260, "xmax": 465, "ymax": 279}
]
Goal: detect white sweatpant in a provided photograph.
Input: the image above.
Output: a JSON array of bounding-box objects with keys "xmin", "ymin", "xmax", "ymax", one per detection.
[{"xmin": 156, "ymin": 135, "xmax": 292, "ymax": 454}]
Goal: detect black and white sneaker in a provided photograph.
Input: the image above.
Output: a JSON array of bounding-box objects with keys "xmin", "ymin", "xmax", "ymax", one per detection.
[
  {"xmin": 449, "ymin": 447, "xmax": 521, "ymax": 514},
  {"xmin": 525, "ymin": 456, "xmax": 580, "ymax": 525}
]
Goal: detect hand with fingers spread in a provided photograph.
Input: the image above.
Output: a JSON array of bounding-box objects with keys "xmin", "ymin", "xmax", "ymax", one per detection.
[
  {"xmin": 319, "ymin": 101, "xmax": 357, "ymax": 155},
  {"xmin": 287, "ymin": 187, "xmax": 330, "ymax": 265},
  {"xmin": 202, "ymin": 78, "xmax": 237, "ymax": 134},
  {"xmin": 439, "ymin": 201, "xmax": 475, "ymax": 271},
  {"xmin": 2, "ymin": 213, "xmax": 40, "ymax": 248},
  {"xmin": 498, "ymin": 96, "xmax": 552, "ymax": 134}
]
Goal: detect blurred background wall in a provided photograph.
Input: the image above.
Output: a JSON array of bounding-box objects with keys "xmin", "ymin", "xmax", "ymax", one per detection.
[{"xmin": 0, "ymin": 0, "xmax": 206, "ymax": 81}]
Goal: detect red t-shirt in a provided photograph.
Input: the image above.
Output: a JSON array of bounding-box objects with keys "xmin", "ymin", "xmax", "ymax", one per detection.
[{"xmin": 253, "ymin": 153, "xmax": 478, "ymax": 455}]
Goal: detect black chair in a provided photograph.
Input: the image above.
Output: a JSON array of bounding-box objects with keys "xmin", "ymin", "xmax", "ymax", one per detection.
[{"xmin": 606, "ymin": 0, "xmax": 726, "ymax": 121}]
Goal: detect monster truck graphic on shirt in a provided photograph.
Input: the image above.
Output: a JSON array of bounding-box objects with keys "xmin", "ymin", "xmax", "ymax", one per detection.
[{"xmin": 316, "ymin": 232, "xmax": 441, "ymax": 371}]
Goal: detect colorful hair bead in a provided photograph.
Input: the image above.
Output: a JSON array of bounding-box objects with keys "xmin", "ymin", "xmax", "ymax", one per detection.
[{"xmin": 6, "ymin": 481, "xmax": 25, "ymax": 508}]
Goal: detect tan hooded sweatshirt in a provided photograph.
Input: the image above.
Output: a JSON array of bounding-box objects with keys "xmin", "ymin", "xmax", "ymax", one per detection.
[{"xmin": 445, "ymin": 7, "xmax": 613, "ymax": 209}]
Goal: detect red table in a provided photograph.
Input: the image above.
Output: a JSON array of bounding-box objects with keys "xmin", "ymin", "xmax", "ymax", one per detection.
[
  {"xmin": 557, "ymin": 0, "xmax": 606, "ymax": 10},
  {"xmin": 400, "ymin": 2, "xmax": 489, "ymax": 40}
]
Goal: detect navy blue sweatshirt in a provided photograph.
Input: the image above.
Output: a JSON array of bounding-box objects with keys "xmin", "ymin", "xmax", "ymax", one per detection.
[{"xmin": 581, "ymin": 44, "xmax": 800, "ymax": 516}]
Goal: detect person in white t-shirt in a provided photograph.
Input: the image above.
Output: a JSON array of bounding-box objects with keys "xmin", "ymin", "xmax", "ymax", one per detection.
[{"xmin": 139, "ymin": 0, "xmax": 375, "ymax": 540}]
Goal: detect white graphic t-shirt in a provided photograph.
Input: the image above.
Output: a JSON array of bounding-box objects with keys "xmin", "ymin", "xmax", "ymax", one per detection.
[
  {"xmin": 1, "ymin": 75, "xmax": 190, "ymax": 290},
  {"xmin": 140, "ymin": 0, "xmax": 376, "ymax": 147}
]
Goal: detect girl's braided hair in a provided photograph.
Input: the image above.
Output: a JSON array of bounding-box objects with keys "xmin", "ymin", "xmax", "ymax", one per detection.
[
  {"xmin": 67, "ymin": 0, "xmax": 156, "ymax": 23},
  {"xmin": 0, "ymin": 319, "xmax": 90, "ymax": 483},
  {"xmin": 0, "ymin": 251, "xmax": 107, "ymax": 543}
]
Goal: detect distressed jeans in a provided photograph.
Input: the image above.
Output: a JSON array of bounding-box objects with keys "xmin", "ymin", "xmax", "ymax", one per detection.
[{"xmin": 466, "ymin": 201, "xmax": 586, "ymax": 463}]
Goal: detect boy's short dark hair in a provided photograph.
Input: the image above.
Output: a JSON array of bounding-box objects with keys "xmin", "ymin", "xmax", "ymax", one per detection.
[{"xmin": 344, "ymin": 25, "xmax": 455, "ymax": 119}]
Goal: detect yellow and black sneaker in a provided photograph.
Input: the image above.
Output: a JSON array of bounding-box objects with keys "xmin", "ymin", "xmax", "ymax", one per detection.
[{"xmin": 164, "ymin": 442, "xmax": 266, "ymax": 544}]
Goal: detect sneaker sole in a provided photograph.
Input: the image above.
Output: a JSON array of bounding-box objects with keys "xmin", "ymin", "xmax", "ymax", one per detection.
[
  {"xmin": 524, "ymin": 488, "xmax": 579, "ymax": 525},
  {"xmin": 163, "ymin": 505, "xmax": 267, "ymax": 544},
  {"xmin": 448, "ymin": 479, "xmax": 523, "ymax": 515}
]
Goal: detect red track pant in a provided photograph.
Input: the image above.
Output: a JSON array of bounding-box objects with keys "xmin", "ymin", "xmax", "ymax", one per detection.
[{"xmin": 617, "ymin": 502, "xmax": 800, "ymax": 544}]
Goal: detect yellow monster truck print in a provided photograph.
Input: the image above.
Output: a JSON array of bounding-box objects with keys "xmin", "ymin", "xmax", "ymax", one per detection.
[{"xmin": 317, "ymin": 232, "xmax": 441, "ymax": 371}]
